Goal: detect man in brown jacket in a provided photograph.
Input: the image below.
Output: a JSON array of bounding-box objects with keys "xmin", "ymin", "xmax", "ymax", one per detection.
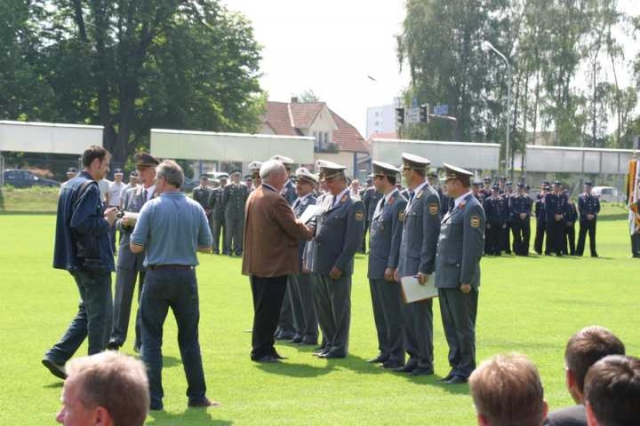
[{"xmin": 242, "ymin": 159, "xmax": 314, "ymax": 362}]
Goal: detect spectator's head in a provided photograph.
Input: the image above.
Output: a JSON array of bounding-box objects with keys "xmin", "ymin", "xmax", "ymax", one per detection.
[
  {"xmin": 260, "ymin": 160, "xmax": 287, "ymax": 191},
  {"xmin": 56, "ymin": 351, "xmax": 149, "ymax": 426},
  {"xmin": 469, "ymin": 353, "xmax": 547, "ymax": 426},
  {"xmin": 564, "ymin": 326, "xmax": 625, "ymax": 403},
  {"xmin": 82, "ymin": 146, "xmax": 111, "ymax": 181},
  {"xmin": 155, "ymin": 160, "xmax": 184, "ymax": 192},
  {"xmin": 584, "ymin": 355, "xmax": 640, "ymax": 426}
]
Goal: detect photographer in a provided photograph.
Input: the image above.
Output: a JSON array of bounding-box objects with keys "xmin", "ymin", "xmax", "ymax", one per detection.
[{"xmin": 43, "ymin": 145, "xmax": 117, "ymax": 380}]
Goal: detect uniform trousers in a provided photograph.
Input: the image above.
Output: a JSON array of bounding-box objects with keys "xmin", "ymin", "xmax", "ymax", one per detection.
[
  {"xmin": 486, "ymin": 223, "xmax": 504, "ymax": 255},
  {"xmin": 140, "ymin": 269, "xmax": 207, "ymax": 409},
  {"xmin": 224, "ymin": 214, "xmax": 243, "ymax": 255},
  {"xmin": 110, "ymin": 267, "xmax": 145, "ymax": 348},
  {"xmin": 438, "ymin": 287, "xmax": 478, "ymax": 379},
  {"xmin": 546, "ymin": 219, "xmax": 564, "ymax": 255},
  {"xmin": 211, "ymin": 218, "xmax": 225, "ymax": 254},
  {"xmin": 369, "ymin": 279, "xmax": 405, "ymax": 363},
  {"xmin": 562, "ymin": 223, "xmax": 576, "ymax": 255},
  {"xmin": 402, "ymin": 298, "xmax": 434, "ymax": 369},
  {"xmin": 631, "ymin": 232, "xmax": 640, "ymax": 257},
  {"xmin": 46, "ymin": 270, "xmax": 112, "ymax": 363},
  {"xmin": 576, "ymin": 219, "xmax": 597, "ymax": 256},
  {"xmin": 289, "ymin": 273, "xmax": 318, "ymax": 342},
  {"xmin": 313, "ymin": 274, "xmax": 351, "ymax": 357},
  {"xmin": 534, "ymin": 219, "xmax": 545, "ymax": 254},
  {"xmin": 511, "ymin": 218, "xmax": 531, "ymax": 256}
]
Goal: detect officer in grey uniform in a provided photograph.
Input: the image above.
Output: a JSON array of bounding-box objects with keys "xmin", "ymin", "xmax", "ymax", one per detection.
[
  {"xmin": 223, "ymin": 171, "xmax": 248, "ymax": 256},
  {"xmin": 310, "ymin": 160, "xmax": 365, "ymax": 358},
  {"xmin": 394, "ymin": 153, "xmax": 441, "ymax": 376},
  {"xmin": 288, "ymin": 167, "xmax": 320, "ymax": 345},
  {"xmin": 107, "ymin": 152, "xmax": 160, "ymax": 351},
  {"xmin": 270, "ymin": 155, "xmax": 297, "ymax": 340},
  {"xmin": 192, "ymin": 174, "xmax": 214, "ymax": 232},
  {"xmin": 211, "ymin": 174, "xmax": 227, "ymax": 254},
  {"xmin": 248, "ymin": 161, "xmax": 263, "ymax": 192},
  {"xmin": 361, "ymin": 185, "xmax": 383, "ymax": 253},
  {"xmin": 435, "ymin": 164, "xmax": 485, "ymax": 384},
  {"xmin": 367, "ymin": 161, "xmax": 407, "ymax": 369}
]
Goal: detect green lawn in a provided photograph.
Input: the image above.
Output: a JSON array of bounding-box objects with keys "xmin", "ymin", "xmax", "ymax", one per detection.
[{"xmin": 0, "ymin": 209, "xmax": 638, "ymax": 425}]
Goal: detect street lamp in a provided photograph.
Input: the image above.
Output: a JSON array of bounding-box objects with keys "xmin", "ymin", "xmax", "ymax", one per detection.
[{"xmin": 483, "ymin": 41, "xmax": 512, "ymax": 180}]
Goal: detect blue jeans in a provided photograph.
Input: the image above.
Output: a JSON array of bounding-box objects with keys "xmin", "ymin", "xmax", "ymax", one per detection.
[
  {"xmin": 140, "ymin": 269, "xmax": 207, "ymax": 409},
  {"xmin": 46, "ymin": 270, "xmax": 112, "ymax": 363}
]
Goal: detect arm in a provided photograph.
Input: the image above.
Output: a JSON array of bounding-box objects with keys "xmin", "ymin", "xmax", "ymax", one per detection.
[
  {"xmin": 461, "ymin": 204, "xmax": 486, "ymax": 287},
  {"xmin": 196, "ymin": 204, "xmax": 213, "ymax": 252},
  {"xmin": 419, "ymin": 192, "xmax": 441, "ymax": 274},
  {"xmin": 387, "ymin": 200, "xmax": 406, "ymax": 270},
  {"xmin": 272, "ymin": 197, "xmax": 313, "ymax": 241},
  {"xmin": 70, "ymin": 184, "xmax": 111, "ymax": 236},
  {"xmin": 130, "ymin": 203, "xmax": 151, "ymax": 253},
  {"xmin": 334, "ymin": 200, "xmax": 365, "ymax": 272}
]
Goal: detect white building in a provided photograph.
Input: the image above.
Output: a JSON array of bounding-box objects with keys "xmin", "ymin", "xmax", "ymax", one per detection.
[{"xmin": 366, "ymin": 103, "xmax": 396, "ymax": 138}]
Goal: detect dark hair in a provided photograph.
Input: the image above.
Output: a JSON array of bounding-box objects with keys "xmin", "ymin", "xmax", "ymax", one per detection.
[
  {"xmin": 585, "ymin": 355, "xmax": 640, "ymax": 426},
  {"xmin": 458, "ymin": 175, "xmax": 471, "ymax": 188},
  {"xmin": 82, "ymin": 145, "xmax": 110, "ymax": 168},
  {"xmin": 387, "ymin": 175, "xmax": 397, "ymax": 186},
  {"xmin": 565, "ymin": 326, "xmax": 625, "ymax": 392},
  {"xmin": 413, "ymin": 168, "xmax": 426, "ymax": 178}
]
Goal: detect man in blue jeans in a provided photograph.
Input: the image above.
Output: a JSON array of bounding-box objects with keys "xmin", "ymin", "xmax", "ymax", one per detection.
[
  {"xmin": 43, "ymin": 145, "xmax": 118, "ymax": 380},
  {"xmin": 131, "ymin": 159, "xmax": 216, "ymax": 411}
]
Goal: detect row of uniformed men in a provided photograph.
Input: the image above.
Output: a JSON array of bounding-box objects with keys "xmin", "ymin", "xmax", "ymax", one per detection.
[{"xmin": 271, "ymin": 153, "xmax": 485, "ymax": 384}]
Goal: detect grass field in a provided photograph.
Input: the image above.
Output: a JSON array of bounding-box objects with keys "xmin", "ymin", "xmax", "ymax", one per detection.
[{"xmin": 1, "ymin": 207, "xmax": 639, "ymax": 425}]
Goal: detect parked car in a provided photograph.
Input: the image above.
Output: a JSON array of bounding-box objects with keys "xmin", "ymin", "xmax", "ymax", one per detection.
[
  {"xmin": 592, "ymin": 186, "xmax": 619, "ymax": 203},
  {"xmin": 3, "ymin": 169, "xmax": 60, "ymax": 188},
  {"xmin": 181, "ymin": 176, "xmax": 198, "ymax": 193}
]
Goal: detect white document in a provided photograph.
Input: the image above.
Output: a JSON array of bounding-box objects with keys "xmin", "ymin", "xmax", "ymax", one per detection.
[
  {"xmin": 400, "ymin": 274, "xmax": 438, "ymax": 303},
  {"xmin": 122, "ymin": 211, "xmax": 140, "ymax": 225},
  {"xmin": 299, "ymin": 204, "xmax": 321, "ymax": 224}
]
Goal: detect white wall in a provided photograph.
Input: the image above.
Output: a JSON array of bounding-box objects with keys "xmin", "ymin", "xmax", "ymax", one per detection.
[{"xmin": 0, "ymin": 121, "xmax": 103, "ymax": 154}]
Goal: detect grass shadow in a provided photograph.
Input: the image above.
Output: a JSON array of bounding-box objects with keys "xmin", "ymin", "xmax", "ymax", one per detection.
[
  {"xmin": 43, "ymin": 381, "xmax": 64, "ymax": 389},
  {"xmin": 255, "ymin": 361, "xmax": 336, "ymax": 378},
  {"xmin": 146, "ymin": 407, "xmax": 232, "ymax": 425}
]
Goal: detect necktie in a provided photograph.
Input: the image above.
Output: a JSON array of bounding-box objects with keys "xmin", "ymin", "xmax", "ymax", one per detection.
[
  {"xmin": 143, "ymin": 189, "xmax": 148, "ymax": 203},
  {"xmin": 409, "ymin": 191, "xmax": 415, "ymax": 204}
]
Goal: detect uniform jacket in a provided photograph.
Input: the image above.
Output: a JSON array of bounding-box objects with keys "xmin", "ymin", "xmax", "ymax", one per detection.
[
  {"xmin": 367, "ymin": 189, "xmax": 407, "ymax": 279},
  {"xmin": 211, "ymin": 187, "xmax": 225, "ymax": 220},
  {"xmin": 565, "ymin": 202, "xmax": 578, "ymax": 224},
  {"xmin": 485, "ymin": 196, "xmax": 508, "ymax": 224},
  {"xmin": 192, "ymin": 185, "xmax": 213, "ymax": 217},
  {"xmin": 281, "ymin": 179, "xmax": 297, "ymax": 206},
  {"xmin": 242, "ymin": 185, "xmax": 312, "ymax": 277},
  {"xmin": 578, "ymin": 193, "xmax": 600, "ymax": 220},
  {"xmin": 313, "ymin": 190, "xmax": 365, "ymax": 276},
  {"xmin": 116, "ymin": 185, "xmax": 154, "ymax": 271},
  {"xmin": 544, "ymin": 192, "xmax": 568, "ymax": 222},
  {"xmin": 293, "ymin": 193, "xmax": 317, "ymax": 268},
  {"xmin": 224, "ymin": 183, "xmax": 249, "ymax": 217},
  {"xmin": 397, "ymin": 183, "xmax": 441, "ymax": 277},
  {"xmin": 302, "ymin": 193, "xmax": 330, "ymax": 272},
  {"xmin": 535, "ymin": 197, "xmax": 545, "ymax": 222},
  {"xmin": 362, "ymin": 187, "xmax": 383, "ymax": 222},
  {"xmin": 435, "ymin": 193, "xmax": 485, "ymax": 289},
  {"xmin": 510, "ymin": 195, "xmax": 532, "ymax": 221}
]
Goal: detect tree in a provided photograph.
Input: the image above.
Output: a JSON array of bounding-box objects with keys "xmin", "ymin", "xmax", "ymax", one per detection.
[
  {"xmin": 296, "ymin": 89, "xmax": 320, "ymax": 103},
  {"xmin": 0, "ymin": 0, "xmax": 264, "ymax": 167}
]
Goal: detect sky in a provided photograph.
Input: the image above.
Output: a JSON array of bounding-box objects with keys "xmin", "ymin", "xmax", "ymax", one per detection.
[{"xmin": 223, "ymin": 0, "xmax": 639, "ymax": 137}]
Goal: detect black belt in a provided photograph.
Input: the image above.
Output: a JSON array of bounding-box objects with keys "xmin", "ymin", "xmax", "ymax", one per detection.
[{"xmin": 148, "ymin": 265, "xmax": 194, "ymax": 270}]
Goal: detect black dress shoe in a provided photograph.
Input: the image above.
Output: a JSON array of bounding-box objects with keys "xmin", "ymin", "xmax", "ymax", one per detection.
[
  {"xmin": 393, "ymin": 362, "xmax": 417, "ymax": 373},
  {"xmin": 312, "ymin": 350, "xmax": 328, "ymax": 357},
  {"xmin": 188, "ymin": 398, "xmax": 221, "ymax": 408},
  {"xmin": 275, "ymin": 332, "xmax": 295, "ymax": 341},
  {"xmin": 291, "ymin": 336, "xmax": 303, "ymax": 344},
  {"xmin": 439, "ymin": 371, "xmax": 455, "ymax": 382},
  {"xmin": 42, "ymin": 358, "xmax": 67, "ymax": 380},
  {"xmin": 381, "ymin": 360, "xmax": 404, "ymax": 369},
  {"xmin": 367, "ymin": 355, "xmax": 388, "ymax": 364},
  {"xmin": 319, "ymin": 352, "xmax": 346, "ymax": 359},
  {"xmin": 445, "ymin": 375, "xmax": 468, "ymax": 384},
  {"xmin": 252, "ymin": 355, "xmax": 280, "ymax": 363},
  {"xmin": 299, "ymin": 338, "xmax": 318, "ymax": 346},
  {"xmin": 272, "ymin": 352, "xmax": 287, "ymax": 360},
  {"xmin": 410, "ymin": 367, "xmax": 434, "ymax": 376},
  {"xmin": 106, "ymin": 341, "xmax": 121, "ymax": 351}
]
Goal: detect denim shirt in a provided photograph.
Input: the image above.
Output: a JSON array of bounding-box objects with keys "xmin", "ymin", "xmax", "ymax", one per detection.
[
  {"xmin": 53, "ymin": 171, "xmax": 115, "ymax": 273},
  {"xmin": 131, "ymin": 191, "xmax": 213, "ymax": 267}
]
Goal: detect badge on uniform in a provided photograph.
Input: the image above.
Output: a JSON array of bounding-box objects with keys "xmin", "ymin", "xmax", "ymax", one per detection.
[
  {"xmin": 341, "ymin": 194, "xmax": 348, "ymax": 203},
  {"xmin": 429, "ymin": 203, "xmax": 438, "ymax": 215},
  {"xmin": 355, "ymin": 211, "xmax": 364, "ymax": 221},
  {"xmin": 470, "ymin": 215, "xmax": 481, "ymax": 228}
]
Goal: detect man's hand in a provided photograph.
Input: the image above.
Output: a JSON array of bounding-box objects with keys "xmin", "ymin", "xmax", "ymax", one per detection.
[
  {"xmin": 393, "ymin": 269, "xmax": 400, "ymax": 283},
  {"xmin": 486, "ymin": 223, "xmax": 491, "ymax": 229},
  {"xmin": 566, "ymin": 222, "xmax": 573, "ymax": 227},
  {"xmin": 586, "ymin": 214, "xmax": 594, "ymax": 220},
  {"xmin": 302, "ymin": 265, "xmax": 310, "ymax": 274},
  {"xmin": 104, "ymin": 207, "xmax": 118, "ymax": 226},
  {"xmin": 520, "ymin": 213, "xmax": 527, "ymax": 220},
  {"xmin": 416, "ymin": 272, "xmax": 428, "ymax": 286},
  {"xmin": 460, "ymin": 283, "xmax": 471, "ymax": 293},
  {"xmin": 384, "ymin": 268, "xmax": 395, "ymax": 282},
  {"xmin": 555, "ymin": 214, "xmax": 563, "ymax": 222},
  {"xmin": 329, "ymin": 266, "xmax": 343, "ymax": 280}
]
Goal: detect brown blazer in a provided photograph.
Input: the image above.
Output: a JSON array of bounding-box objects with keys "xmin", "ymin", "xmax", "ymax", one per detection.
[{"xmin": 242, "ymin": 185, "xmax": 312, "ymax": 277}]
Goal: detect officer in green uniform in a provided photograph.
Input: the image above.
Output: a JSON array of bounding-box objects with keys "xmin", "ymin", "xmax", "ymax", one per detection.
[
  {"xmin": 435, "ymin": 163, "xmax": 486, "ymax": 384},
  {"xmin": 223, "ymin": 170, "xmax": 248, "ymax": 256},
  {"xmin": 211, "ymin": 174, "xmax": 227, "ymax": 254},
  {"xmin": 310, "ymin": 160, "xmax": 365, "ymax": 358},
  {"xmin": 192, "ymin": 174, "xmax": 213, "ymax": 231}
]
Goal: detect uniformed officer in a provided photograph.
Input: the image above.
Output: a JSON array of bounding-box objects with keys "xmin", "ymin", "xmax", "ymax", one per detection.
[
  {"xmin": 248, "ymin": 161, "xmax": 263, "ymax": 191},
  {"xmin": 119, "ymin": 170, "xmax": 139, "ymax": 202},
  {"xmin": 107, "ymin": 152, "xmax": 160, "ymax": 351},
  {"xmin": 481, "ymin": 177, "xmax": 492, "ymax": 199},
  {"xmin": 361, "ymin": 183, "xmax": 383, "ymax": 253},
  {"xmin": 223, "ymin": 170, "xmax": 248, "ymax": 256},
  {"xmin": 576, "ymin": 181, "xmax": 600, "ymax": 257},
  {"xmin": 533, "ymin": 185, "xmax": 549, "ymax": 255},
  {"xmin": 270, "ymin": 155, "xmax": 297, "ymax": 340},
  {"xmin": 429, "ymin": 170, "xmax": 450, "ymax": 215},
  {"xmin": 310, "ymin": 160, "xmax": 365, "ymax": 358},
  {"xmin": 562, "ymin": 190, "xmax": 578, "ymax": 255},
  {"xmin": 472, "ymin": 180, "xmax": 485, "ymax": 205},
  {"xmin": 510, "ymin": 183, "xmax": 532, "ymax": 256},
  {"xmin": 393, "ymin": 153, "xmax": 441, "ymax": 376},
  {"xmin": 436, "ymin": 163, "xmax": 485, "ymax": 384},
  {"xmin": 544, "ymin": 181, "xmax": 568, "ymax": 256},
  {"xmin": 288, "ymin": 167, "xmax": 320, "ymax": 345},
  {"xmin": 484, "ymin": 185, "xmax": 507, "ymax": 256},
  {"xmin": 211, "ymin": 174, "xmax": 227, "ymax": 254},
  {"xmin": 367, "ymin": 161, "xmax": 407, "ymax": 369},
  {"xmin": 192, "ymin": 174, "xmax": 214, "ymax": 232},
  {"xmin": 502, "ymin": 181, "xmax": 514, "ymax": 254}
]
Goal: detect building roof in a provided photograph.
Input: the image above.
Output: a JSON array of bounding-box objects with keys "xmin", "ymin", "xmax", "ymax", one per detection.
[{"xmin": 262, "ymin": 101, "xmax": 368, "ymax": 153}]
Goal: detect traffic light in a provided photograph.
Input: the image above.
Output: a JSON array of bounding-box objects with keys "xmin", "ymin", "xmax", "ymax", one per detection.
[
  {"xmin": 395, "ymin": 107, "xmax": 405, "ymax": 126},
  {"xmin": 420, "ymin": 104, "xmax": 430, "ymax": 123}
]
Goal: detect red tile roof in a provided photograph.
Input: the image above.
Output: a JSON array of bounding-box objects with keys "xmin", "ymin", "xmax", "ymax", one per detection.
[{"xmin": 263, "ymin": 101, "xmax": 368, "ymax": 153}]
